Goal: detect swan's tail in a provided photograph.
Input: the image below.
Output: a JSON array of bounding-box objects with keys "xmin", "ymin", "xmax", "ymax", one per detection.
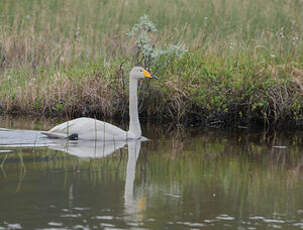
[{"xmin": 41, "ymin": 131, "xmax": 68, "ymax": 139}]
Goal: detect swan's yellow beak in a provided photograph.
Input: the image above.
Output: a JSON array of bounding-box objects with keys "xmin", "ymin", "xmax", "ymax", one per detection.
[{"xmin": 143, "ymin": 69, "xmax": 158, "ymax": 80}]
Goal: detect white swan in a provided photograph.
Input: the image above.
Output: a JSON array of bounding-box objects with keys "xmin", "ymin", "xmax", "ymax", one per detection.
[{"xmin": 41, "ymin": 67, "xmax": 158, "ymax": 140}]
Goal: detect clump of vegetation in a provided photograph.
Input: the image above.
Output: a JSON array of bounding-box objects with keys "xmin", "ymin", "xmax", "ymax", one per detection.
[
  {"xmin": 0, "ymin": 0, "xmax": 303, "ymax": 128},
  {"xmin": 127, "ymin": 14, "xmax": 187, "ymax": 68}
]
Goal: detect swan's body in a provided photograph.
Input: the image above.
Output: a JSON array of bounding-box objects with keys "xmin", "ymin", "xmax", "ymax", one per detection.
[
  {"xmin": 43, "ymin": 118, "xmax": 128, "ymax": 140},
  {"xmin": 41, "ymin": 67, "xmax": 157, "ymax": 140}
]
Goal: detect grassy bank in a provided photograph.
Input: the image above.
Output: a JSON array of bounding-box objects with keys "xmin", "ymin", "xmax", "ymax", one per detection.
[{"xmin": 0, "ymin": 0, "xmax": 303, "ymax": 128}]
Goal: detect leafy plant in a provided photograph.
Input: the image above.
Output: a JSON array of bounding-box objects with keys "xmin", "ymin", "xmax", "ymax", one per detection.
[{"xmin": 127, "ymin": 15, "xmax": 187, "ymax": 69}]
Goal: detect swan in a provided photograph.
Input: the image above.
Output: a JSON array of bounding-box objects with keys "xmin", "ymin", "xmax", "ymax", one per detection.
[{"xmin": 41, "ymin": 67, "xmax": 158, "ymax": 140}]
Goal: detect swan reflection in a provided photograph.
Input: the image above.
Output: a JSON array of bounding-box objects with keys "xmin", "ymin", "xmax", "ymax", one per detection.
[
  {"xmin": 49, "ymin": 140, "xmax": 128, "ymax": 158},
  {"xmin": 0, "ymin": 127, "xmax": 146, "ymax": 219},
  {"xmin": 49, "ymin": 139, "xmax": 145, "ymax": 220}
]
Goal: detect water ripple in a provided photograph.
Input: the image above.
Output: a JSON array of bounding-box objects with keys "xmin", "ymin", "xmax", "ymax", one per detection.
[
  {"xmin": 216, "ymin": 214, "xmax": 235, "ymax": 220},
  {"xmin": 95, "ymin": 215, "xmax": 114, "ymax": 220},
  {"xmin": 48, "ymin": 222, "xmax": 63, "ymax": 227}
]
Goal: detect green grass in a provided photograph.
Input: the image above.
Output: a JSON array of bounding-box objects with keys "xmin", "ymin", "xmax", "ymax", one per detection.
[{"xmin": 0, "ymin": 0, "xmax": 303, "ymax": 127}]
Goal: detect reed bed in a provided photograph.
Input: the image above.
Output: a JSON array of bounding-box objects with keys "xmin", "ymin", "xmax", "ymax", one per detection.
[{"xmin": 0, "ymin": 0, "xmax": 303, "ymax": 127}]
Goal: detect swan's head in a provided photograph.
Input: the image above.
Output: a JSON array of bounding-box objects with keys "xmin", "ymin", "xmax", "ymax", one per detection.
[{"xmin": 130, "ymin": 67, "xmax": 158, "ymax": 80}]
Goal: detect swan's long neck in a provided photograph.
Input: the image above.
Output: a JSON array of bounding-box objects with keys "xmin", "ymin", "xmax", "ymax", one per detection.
[{"xmin": 128, "ymin": 76, "xmax": 141, "ymax": 138}]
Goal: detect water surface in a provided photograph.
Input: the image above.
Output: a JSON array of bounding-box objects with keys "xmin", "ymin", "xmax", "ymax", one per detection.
[{"xmin": 0, "ymin": 117, "xmax": 303, "ymax": 229}]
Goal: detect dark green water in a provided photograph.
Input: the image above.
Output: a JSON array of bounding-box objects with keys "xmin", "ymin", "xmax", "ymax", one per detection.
[{"xmin": 0, "ymin": 117, "xmax": 303, "ymax": 230}]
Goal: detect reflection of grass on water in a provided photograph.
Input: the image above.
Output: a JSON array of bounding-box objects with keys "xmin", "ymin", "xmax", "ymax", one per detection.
[
  {"xmin": 0, "ymin": 131, "xmax": 302, "ymax": 215},
  {"xmin": 140, "ymin": 133, "xmax": 303, "ymax": 219},
  {"xmin": 0, "ymin": 147, "xmax": 130, "ymax": 186}
]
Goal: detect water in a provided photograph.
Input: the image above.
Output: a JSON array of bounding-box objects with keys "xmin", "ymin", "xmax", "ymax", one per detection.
[{"xmin": 0, "ymin": 117, "xmax": 303, "ymax": 230}]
